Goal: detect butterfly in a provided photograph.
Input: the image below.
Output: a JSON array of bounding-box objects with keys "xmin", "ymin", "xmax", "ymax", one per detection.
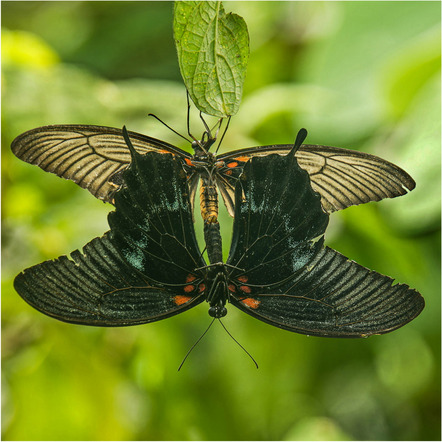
[{"xmin": 14, "ymin": 127, "xmax": 424, "ymax": 337}]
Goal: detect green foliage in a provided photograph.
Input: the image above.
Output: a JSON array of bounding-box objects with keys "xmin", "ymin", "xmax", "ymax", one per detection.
[
  {"xmin": 2, "ymin": 2, "xmax": 440, "ymax": 441},
  {"xmin": 174, "ymin": 1, "xmax": 249, "ymax": 117}
]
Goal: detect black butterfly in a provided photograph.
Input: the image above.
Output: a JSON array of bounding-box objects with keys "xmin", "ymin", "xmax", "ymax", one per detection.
[{"xmin": 14, "ymin": 128, "xmax": 424, "ymax": 337}]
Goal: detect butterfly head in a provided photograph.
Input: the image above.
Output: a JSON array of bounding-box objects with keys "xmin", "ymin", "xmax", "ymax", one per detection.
[
  {"xmin": 209, "ymin": 304, "xmax": 227, "ymax": 318},
  {"xmin": 192, "ymin": 135, "xmax": 216, "ymax": 157},
  {"xmin": 205, "ymin": 264, "xmax": 230, "ymax": 318}
]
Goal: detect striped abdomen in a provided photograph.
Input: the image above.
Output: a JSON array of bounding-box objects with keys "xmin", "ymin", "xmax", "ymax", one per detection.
[
  {"xmin": 200, "ymin": 177, "xmax": 219, "ymax": 224},
  {"xmin": 200, "ymin": 177, "xmax": 223, "ymax": 264}
]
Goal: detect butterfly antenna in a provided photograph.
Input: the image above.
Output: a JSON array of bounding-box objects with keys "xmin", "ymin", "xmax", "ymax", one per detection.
[
  {"xmin": 218, "ymin": 319, "xmax": 259, "ymax": 369},
  {"xmin": 290, "ymin": 128, "xmax": 308, "ymax": 155},
  {"xmin": 148, "ymin": 113, "xmax": 192, "ymax": 144},
  {"xmin": 214, "ymin": 116, "xmax": 231, "ymax": 155},
  {"xmin": 178, "ymin": 318, "xmax": 216, "ymax": 371}
]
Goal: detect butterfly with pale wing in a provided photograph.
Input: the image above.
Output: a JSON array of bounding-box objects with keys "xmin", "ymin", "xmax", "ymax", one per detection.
[
  {"xmin": 11, "ymin": 120, "xmax": 416, "ymax": 264},
  {"xmin": 14, "ymin": 127, "xmax": 424, "ymax": 341}
]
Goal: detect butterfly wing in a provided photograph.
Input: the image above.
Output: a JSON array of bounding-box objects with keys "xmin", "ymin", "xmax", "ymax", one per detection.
[
  {"xmin": 226, "ymin": 151, "xmax": 424, "ymax": 337},
  {"xmin": 10, "ymin": 124, "xmax": 193, "ymax": 204},
  {"xmin": 14, "ymin": 150, "xmax": 207, "ymax": 326},
  {"xmin": 217, "ymin": 143, "xmax": 415, "ymax": 215},
  {"xmin": 108, "ymin": 147, "xmax": 206, "ymax": 286},
  {"xmin": 14, "ymin": 233, "xmax": 204, "ymax": 326},
  {"xmin": 230, "ymin": 246, "xmax": 424, "ymax": 337}
]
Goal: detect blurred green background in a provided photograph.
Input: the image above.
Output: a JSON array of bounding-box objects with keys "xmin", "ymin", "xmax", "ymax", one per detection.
[{"xmin": 2, "ymin": 1, "xmax": 440, "ymax": 440}]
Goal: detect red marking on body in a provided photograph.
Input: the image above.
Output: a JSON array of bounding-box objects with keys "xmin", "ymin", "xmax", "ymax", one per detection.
[
  {"xmin": 241, "ymin": 298, "xmax": 260, "ymax": 309},
  {"xmin": 184, "ymin": 158, "xmax": 194, "ymax": 167},
  {"xmin": 174, "ymin": 295, "xmax": 192, "ymax": 305},
  {"xmin": 240, "ymin": 285, "xmax": 252, "ymax": 294},
  {"xmin": 227, "ymin": 161, "xmax": 239, "ymax": 168},
  {"xmin": 186, "ymin": 274, "xmax": 196, "ymax": 283},
  {"xmin": 198, "ymin": 284, "xmax": 206, "ymax": 293},
  {"xmin": 228, "ymin": 284, "xmax": 236, "ymax": 293},
  {"xmin": 184, "ymin": 285, "xmax": 195, "ymax": 293},
  {"xmin": 238, "ymin": 275, "xmax": 248, "ymax": 283}
]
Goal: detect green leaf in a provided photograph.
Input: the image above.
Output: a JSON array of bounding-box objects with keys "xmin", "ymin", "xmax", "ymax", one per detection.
[{"xmin": 174, "ymin": 1, "xmax": 249, "ymax": 117}]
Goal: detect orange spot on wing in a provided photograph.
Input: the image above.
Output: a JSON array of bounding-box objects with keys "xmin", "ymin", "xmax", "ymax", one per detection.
[
  {"xmin": 159, "ymin": 149, "xmax": 174, "ymax": 155},
  {"xmin": 184, "ymin": 285, "xmax": 195, "ymax": 293},
  {"xmin": 241, "ymin": 298, "xmax": 260, "ymax": 309},
  {"xmin": 184, "ymin": 158, "xmax": 194, "ymax": 167},
  {"xmin": 225, "ymin": 170, "xmax": 232, "ymax": 176},
  {"xmin": 240, "ymin": 285, "xmax": 252, "ymax": 294},
  {"xmin": 227, "ymin": 161, "xmax": 239, "ymax": 168},
  {"xmin": 233, "ymin": 156, "xmax": 250, "ymax": 163},
  {"xmin": 198, "ymin": 284, "xmax": 206, "ymax": 293},
  {"xmin": 228, "ymin": 284, "xmax": 236, "ymax": 293},
  {"xmin": 238, "ymin": 276, "xmax": 248, "ymax": 283},
  {"xmin": 174, "ymin": 295, "xmax": 192, "ymax": 305},
  {"xmin": 186, "ymin": 274, "xmax": 196, "ymax": 283}
]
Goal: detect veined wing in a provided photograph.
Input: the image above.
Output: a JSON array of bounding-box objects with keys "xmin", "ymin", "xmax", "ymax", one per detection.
[
  {"xmin": 11, "ymin": 125, "xmax": 191, "ymax": 204},
  {"xmin": 14, "ymin": 233, "xmax": 204, "ymax": 326},
  {"xmin": 108, "ymin": 145, "xmax": 206, "ymax": 285},
  {"xmin": 226, "ymin": 150, "xmax": 423, "ymax": 337},
  {"xmin": 217, "ymin": 143, "xmax": 415, "ymax": 214},
  {"xmin": 226, "ymin": 150, "xmax": 329, "ymax": 288},
  {"xmin": 14, "ymin": 148, "xmax": 207, "ymax": 326},
  {"xmin": 230, "ymin": 246, "xmax": 424, "ymax": 337}
]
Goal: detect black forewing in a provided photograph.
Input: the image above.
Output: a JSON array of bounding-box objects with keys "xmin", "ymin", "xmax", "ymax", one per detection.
[
  {"xmin": 226, "ymin": 152, "xmax": 424, "ymax": 337},
  {"xmin": 227, "ymin": 152, "xmax": 329, "ymax": 285},
  {"xmin": 108, "ymin": 150, "xmax": 206, "ymax": 285},
  {"xmin": 10, "ymin": 125, "xmax": 192, "ymax": 204},
  {"xmin": 14, "ymin": 152, "xmax": 207, "ymax": 326},
  {"xmin": 217, "ymin": 144, "xmax": 415, "ymax": 214}
]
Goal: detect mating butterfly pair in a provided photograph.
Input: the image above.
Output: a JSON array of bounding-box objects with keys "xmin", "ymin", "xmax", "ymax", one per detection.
[{"xmin": 12, "ymin": 125, "xmax": 424, "ymax": 337}]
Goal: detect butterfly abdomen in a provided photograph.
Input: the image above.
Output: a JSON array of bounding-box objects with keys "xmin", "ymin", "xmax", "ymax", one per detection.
[
  {"xmin": 199, "ymin": 177, "xmax": 223, "ymax": 264},
  {"xmin": 204, "ymin": 222, "xmax": 223, "ymax": 264},
  {"xmin": 200, "ymin": 178, "xmax": 219, "ymax": 224}
]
